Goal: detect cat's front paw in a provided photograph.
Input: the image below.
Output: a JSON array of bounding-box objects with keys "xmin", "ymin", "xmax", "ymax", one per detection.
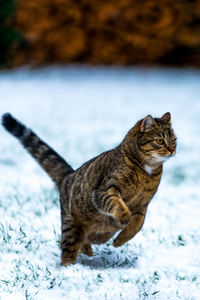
[
  {"xmin": 114, "ymin": 206, "xmax": 131, "ymax": 225},
  {"xmin": 113, "ymin": 236, "xmax": 125, "ymax": 247}
]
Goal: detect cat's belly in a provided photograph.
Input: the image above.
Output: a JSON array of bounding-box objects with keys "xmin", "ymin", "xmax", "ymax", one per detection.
[
  {"xmin": 85, "ymin": 215, "xmax": 124, "ymax": 244},
  {"xmin": 87, "ymin": 231, "xmax": 115, "ymax": 244}
]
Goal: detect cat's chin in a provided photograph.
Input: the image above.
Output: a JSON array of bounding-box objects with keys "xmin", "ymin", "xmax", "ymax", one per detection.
[{"xmin": 152, "ymin": 153, "xmax": 171, "ymax": 163}]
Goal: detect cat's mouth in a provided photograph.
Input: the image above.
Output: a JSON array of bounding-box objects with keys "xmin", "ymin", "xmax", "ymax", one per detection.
[
  {"xmin": 165, "ymin": 150, "xmax": 176, "ymax": 158},
  {"xmin": 152, "ymin": 153, "xmax": 174, "ymax": 163}
]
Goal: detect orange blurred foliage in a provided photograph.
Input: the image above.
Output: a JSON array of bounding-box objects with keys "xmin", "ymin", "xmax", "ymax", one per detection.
[{"xmin": 13, "ymin": 0, "xmax": 200, "ymax": 66}]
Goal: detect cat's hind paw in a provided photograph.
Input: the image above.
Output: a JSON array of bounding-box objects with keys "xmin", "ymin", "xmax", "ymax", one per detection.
[
  {"xmin": 80, "ymin": 244, "xmax": 93, "ymax": 256},
  {"xmin": 61, "ymin": 257, "xmax": 76, "ymax": 266},
  {"xmin": 61, "ymin": 251, "xmax": 77, "ymax": 266}
]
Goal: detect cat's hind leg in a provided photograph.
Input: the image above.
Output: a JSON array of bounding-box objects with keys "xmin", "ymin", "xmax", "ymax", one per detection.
[
  {"xmin": 80, "ymin": 244, "xmax": 93, "ymax": 256},
  {"xmin": 61, "ymin": 215, "xmax": 84, "ymax": 266}
]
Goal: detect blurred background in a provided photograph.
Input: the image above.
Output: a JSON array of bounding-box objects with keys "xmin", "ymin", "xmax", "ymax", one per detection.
[{"xmin": 1, "ymin": 0, "xmax": 200, "ymax": 68}]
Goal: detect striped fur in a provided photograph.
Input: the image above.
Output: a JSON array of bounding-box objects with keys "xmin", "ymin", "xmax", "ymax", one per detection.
[
  {"xmin": 2, "ymin": 113, "xmax": 73, "ymax": 189},
  {"xmin": 2, "ymin": 112, "xmax": 177, "ymax": 266}
]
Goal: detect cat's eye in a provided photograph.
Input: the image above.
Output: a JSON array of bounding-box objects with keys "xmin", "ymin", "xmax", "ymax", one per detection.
[{"xmin": 156, "ymin": 139, "xmax": 164, "ymax": 145}]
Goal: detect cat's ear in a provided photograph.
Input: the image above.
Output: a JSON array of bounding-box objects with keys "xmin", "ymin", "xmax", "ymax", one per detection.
[
  {"xmin": 140, "ymin": 115, "xmax": 157, "ymax": 132},
  {"xmin": 161, "ymin": 112, "xmax": 171, "ymax": 124}
]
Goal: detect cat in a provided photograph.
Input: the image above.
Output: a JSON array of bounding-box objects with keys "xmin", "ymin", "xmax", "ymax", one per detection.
[{"xmin": 2, "ymin": 112, "xmax": 176, "ymax": 266}]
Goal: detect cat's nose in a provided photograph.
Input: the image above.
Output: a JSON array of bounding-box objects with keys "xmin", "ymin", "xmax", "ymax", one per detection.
[
  {"xmin": 168, "ymin": 146, "xmax": 176, "ymax": 156},
  {"xmin": 171, "ymin": 150, "xmax": 176, "ymax": 156}
]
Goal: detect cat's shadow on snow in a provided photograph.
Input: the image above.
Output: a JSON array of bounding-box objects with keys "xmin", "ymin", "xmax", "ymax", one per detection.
[{"xmin": 76, "ymin": 252, "xmax": 137, "ymax": 269}]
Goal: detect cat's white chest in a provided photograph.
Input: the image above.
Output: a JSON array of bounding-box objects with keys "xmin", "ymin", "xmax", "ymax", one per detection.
[{"xmin": 144, "ymin": 165, "xmax": 153, "ymax": 175}]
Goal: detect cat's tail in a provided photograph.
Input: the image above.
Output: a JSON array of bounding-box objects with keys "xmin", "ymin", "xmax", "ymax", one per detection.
[{"xmin": 2, "ymin": 113, "xmax": 74, "ymax": 189}]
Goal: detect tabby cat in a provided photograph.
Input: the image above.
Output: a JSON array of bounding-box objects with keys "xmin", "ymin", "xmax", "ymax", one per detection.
[{"xmin": 2, "ymin": 112, "xmax": 176, "ymax": 266}]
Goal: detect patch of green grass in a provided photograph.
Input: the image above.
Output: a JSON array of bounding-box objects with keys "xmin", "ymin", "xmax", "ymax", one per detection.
[{"xmin": 176, "ymin": 235, "xmax": 186, "ymax": 247}]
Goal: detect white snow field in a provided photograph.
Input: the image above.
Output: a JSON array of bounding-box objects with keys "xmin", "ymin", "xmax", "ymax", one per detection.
[{"xmin": 0, "ymin": 67, "xmax": 200, "ymax": 300}]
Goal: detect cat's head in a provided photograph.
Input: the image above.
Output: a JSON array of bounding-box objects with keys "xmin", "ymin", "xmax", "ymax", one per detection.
[{"xmin": 138, "ymin": 112, "xmax": 177, "ymax": 167}]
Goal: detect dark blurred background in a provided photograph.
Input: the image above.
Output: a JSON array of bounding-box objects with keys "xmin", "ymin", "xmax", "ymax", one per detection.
[{"xmin": 1, "ymin": 0, "xmax": 200, "ymax": 68}]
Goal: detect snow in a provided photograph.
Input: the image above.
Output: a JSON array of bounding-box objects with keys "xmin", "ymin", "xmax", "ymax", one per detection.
[{"xmin": 0, "ymin": 66, "xmax": 200, "ymax": 299}]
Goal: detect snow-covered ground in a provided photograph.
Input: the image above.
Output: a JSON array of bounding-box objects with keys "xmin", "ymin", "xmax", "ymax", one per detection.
[{"xmin": 0, "ymin": 67, "xmax": 200, "ymax": 300}]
